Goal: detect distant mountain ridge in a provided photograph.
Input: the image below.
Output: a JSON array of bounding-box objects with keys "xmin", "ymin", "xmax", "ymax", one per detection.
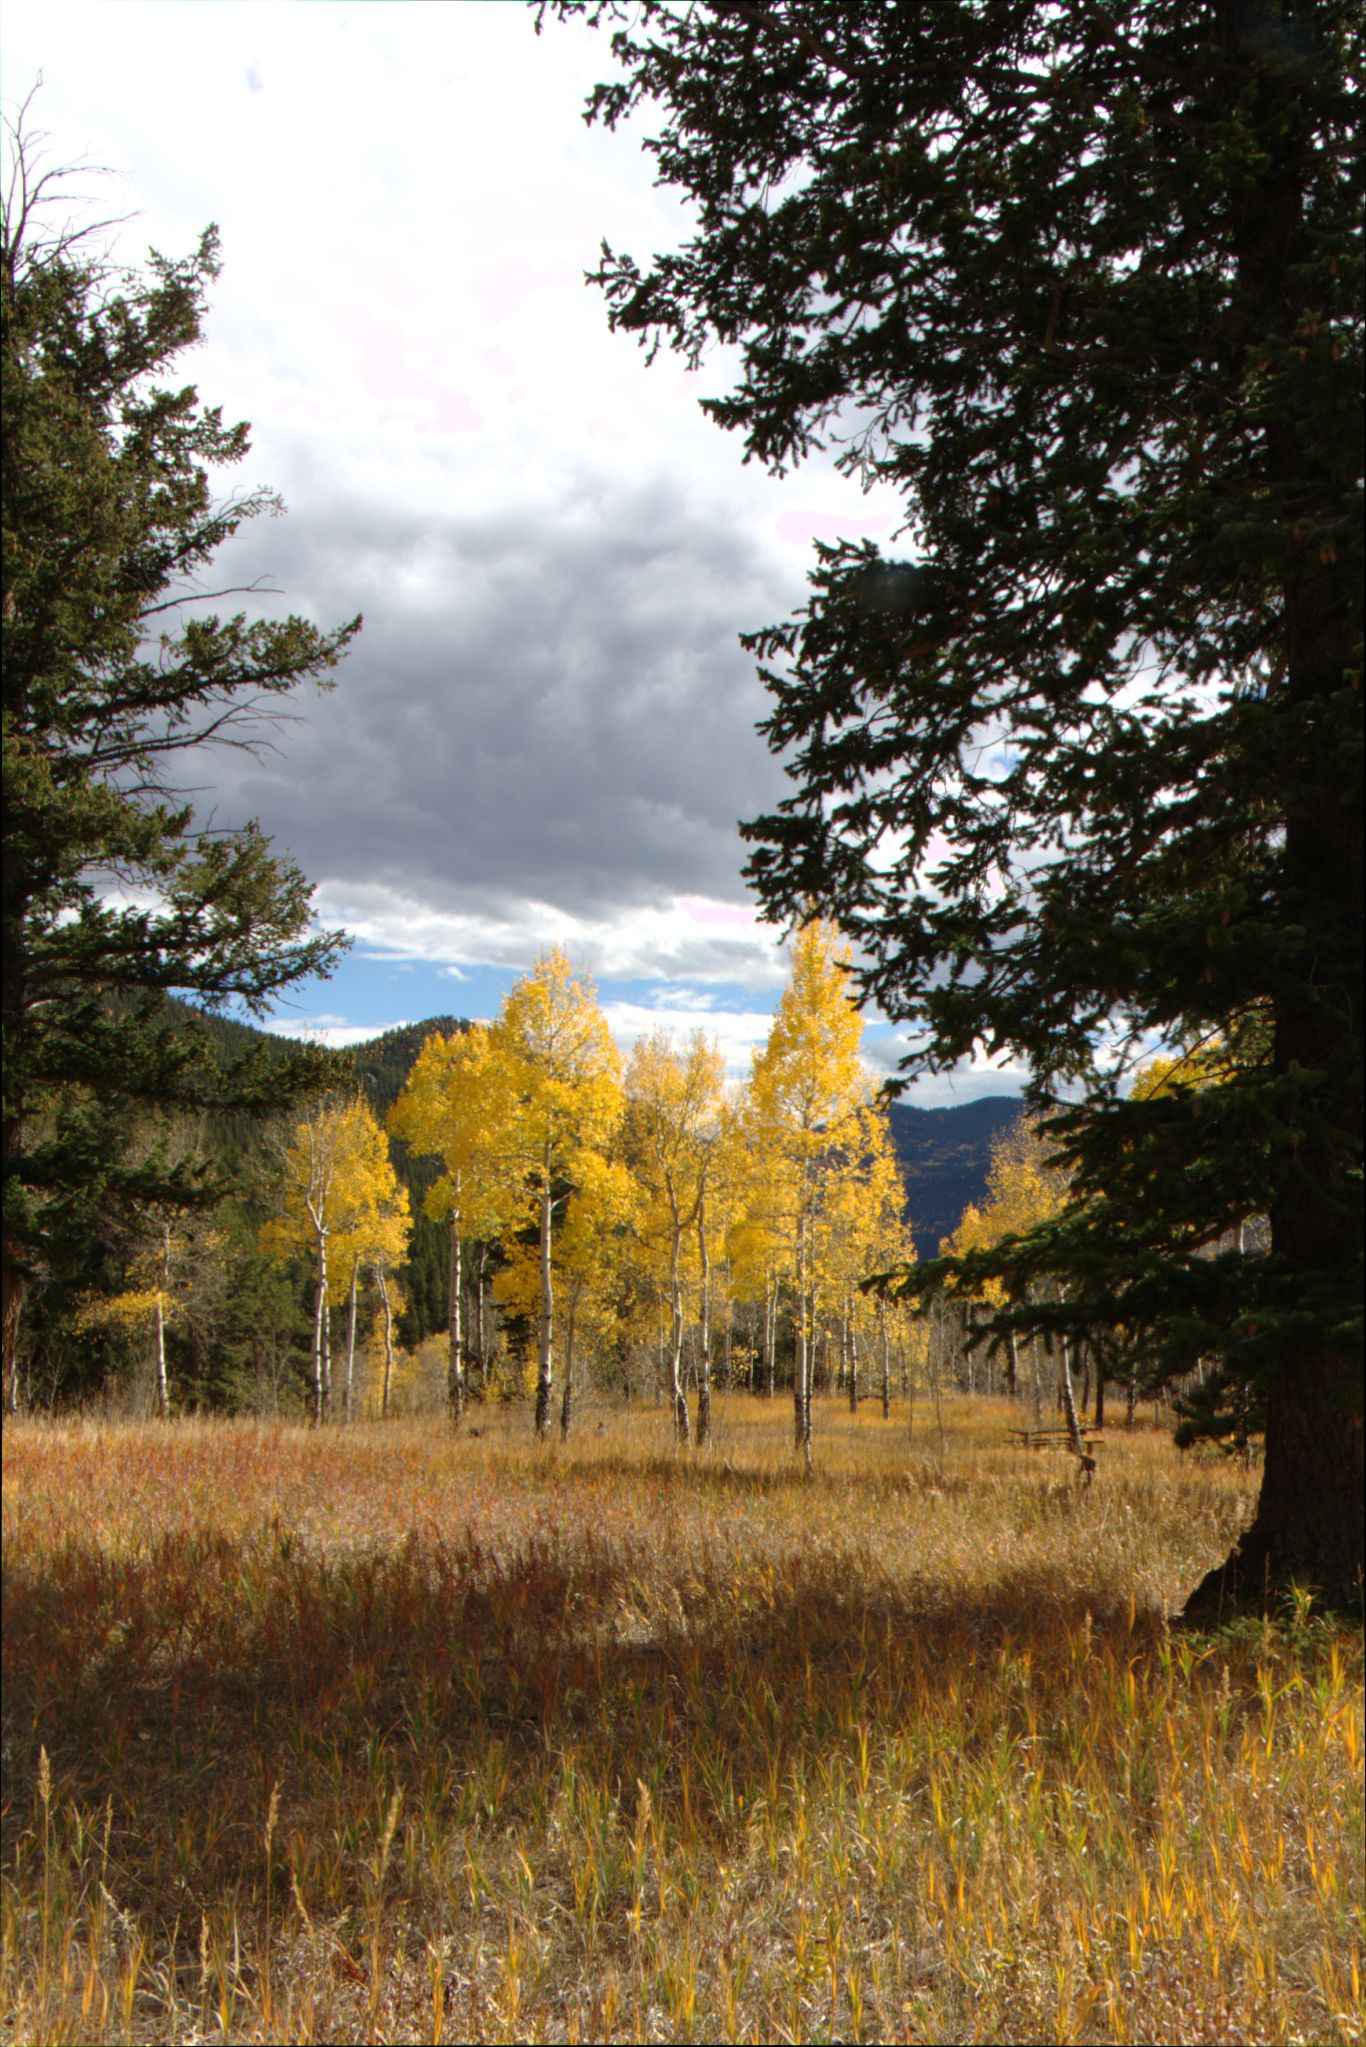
[{"xmin": 886, "ymin": 1096, "xmax": 1024, "ymax": 1257}]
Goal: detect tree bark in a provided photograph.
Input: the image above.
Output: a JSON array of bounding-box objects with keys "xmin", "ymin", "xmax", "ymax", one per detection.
[
  {"xmin": 1, "ymin": 1250, "xmax": 21, "ymax": 1415},
  {"xmin": 344, "ymin": 1253, "xmax": 359, "ymax": 1422},
  {"xmin": 448, "ymin": 1197, "xmax": 465, "ymax": 1427},
  {"xmin": 847, "ymin": 1300, "xmax": 859, "ymax": 1413},
  {"xmin": 695, "ymin": 1197, "xmax": 712, "ymax": 1447},
  {"xmin": 1183, "ymin": 95, "xmax": 1364, "ymax": 1616},
  {"xmin": 668, "ymin": 1188, "xmax": 690, "ymax": 1446},
  {"xmin": 377, "ymin": 1264, "xmax": 395, "ymax": 1418},
  {"xmin": 311, "ymin": 1223, "xmax": 328, "ymax": 1426},
  {"xmin": 151, "ymin": 1222, "xmax": 172, "ymax": 1421},
  {"xmin": 475, "ymin": 1243, "xmax": 488, "ymax": 1390},
  {"xmin": 880, "ymin": 1299, "xmax": 890, "ymax": 1421},
  {"xmin": 560, "ymin": 1287, "xmax": 578, "ymax": 1442},
  {"xmin": 534, "ymin": 1172, "xmax": 554, "ymax": 1439}
]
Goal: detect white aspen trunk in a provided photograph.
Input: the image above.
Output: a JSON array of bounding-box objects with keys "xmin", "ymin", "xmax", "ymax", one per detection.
[
  {"xmin": 476, "ymin": 1243, "xmax": 488, "ymax": 1389},
  {"xmin": 154, "ymin": 1222, "xmax": 170, "ymax": 1421},
  {"xmin": 656, "ymin": 1299, "xmax": 666, "ymax": 1407},
  {"xmin": 1053, "ymin": 1281, "xmax": 1083, "ymax": 1453},
  {"xmin": 765, "ymin": 1274, "xmax": 776, "ymax": 1398},
  {"xmin": 377, "ymin": 1264, "xmax": 395, "ymax": 1418},
  {"xmin": 931, "ymin": 1299, "xmax": 946, "ymax": 1462},
  {"xmin": 723, "ymin": 1285, "xmax": 732, "ymax": 1390},
  {"xmin": 880, "ymin": 1298, "xmax": 891, "ymax": 1420},
  {"xmin": 847, "ymin": 1297, "xmax": 859, "ymax": 1414},
  {"xmin": 448, "ymin": 1182, "xmax": 465, "ymax": 1425},
  {"xmin": 695, "ymin": 1195, "xmax": 712, "ymax": 1447},
  {"xmin": 311, "ymin": 1219, "xmax": 328, "ymax": 1426},
  {"xmin": 534, "ymin": 1169, "xmax": 554, "ymax": 1438},
  {"xmin": 560, "ymin": 1285, "xmax": 579, "ymax": 1442},
  {"xmin": 344, "ymin": 1253, "xmax": 360, "ymax": 1422},
  {"xmin": 795, "ymin": 1208, "xmax": 813, "ymax": 1476},
  {"xmin": 668, "ymin": 1188, "xmax": 690, "ymax": 1446},
  {"xmin": 1060, "ymin": 1334, "xmax": 1083, "ymax": 1453}
]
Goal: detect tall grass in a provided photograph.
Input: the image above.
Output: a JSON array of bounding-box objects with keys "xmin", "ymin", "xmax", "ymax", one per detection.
[{"xmin": 3, "ymin": 1399, "xmax": 1361, "ymax": 2043}]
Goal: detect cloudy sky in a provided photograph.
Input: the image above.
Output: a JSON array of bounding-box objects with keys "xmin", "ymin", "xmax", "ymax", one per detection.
[{"xmin": 4, "ymin": 0, "xmax": 1026, "ymax": 1103}]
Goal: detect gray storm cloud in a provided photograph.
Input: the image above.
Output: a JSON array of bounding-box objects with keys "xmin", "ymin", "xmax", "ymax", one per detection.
[{"xmin": 194, "ymin": 470, "xmax": 794, "ymax": 926}]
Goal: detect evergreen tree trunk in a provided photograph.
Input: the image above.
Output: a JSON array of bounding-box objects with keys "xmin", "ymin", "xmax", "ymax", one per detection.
[
  {"xmin": 534, "ymin": 1174, "xmax": 554, "ymax": 1439},
  {"xmin": 1183, "ymin": 157, "xmax": 1363, "ymax": 1614},
  {"xmin": 2, "ymin": 1167, "xmax": 24, "ymax": 1410},
  {"xmin": 3, "ymin": 1267, "xmax": 20, "ymax": 1413},
  {"xmin": 1185, "ymin": 888, "xmax": 1364, "ymax": 1613}
]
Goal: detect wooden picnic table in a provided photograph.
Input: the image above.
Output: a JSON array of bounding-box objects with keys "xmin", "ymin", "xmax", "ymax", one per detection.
[{"xmin": 1008, "ymin": 1426, "xmax": 1104, "ymax": 1450}]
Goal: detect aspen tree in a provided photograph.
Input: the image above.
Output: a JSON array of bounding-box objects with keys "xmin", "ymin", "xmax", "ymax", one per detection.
[
  {"xmin": 74, "ymin": 1218, "xmax": 194, "ymax": 1418},
  {"xmin": 388, "ymin": 1026, "xmax": 509, "ymax": 1424},
  {"xmin": 750, "ymin": 921, "xmax": 868, "ymax": 1474},
  {"xmin": 260, "ymin": 1098, "xmax": 407, "ymax": 1423},
  {"xmin": 727, "ymin": 1103, "xmax": 788, "ymax": 1400},
  {"xmin": 483, "ymin": 951, "xmax": 622, "ymax": 1438},
  {"xmin": 622, "ymin": 1030, "xmax": 725, "ymax": 1445}
]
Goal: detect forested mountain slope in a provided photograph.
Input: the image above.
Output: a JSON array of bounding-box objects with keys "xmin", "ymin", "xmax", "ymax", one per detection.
[{"xmin": 886, "ymin": 1097, "xmax": 1023, "ymax": 1257}]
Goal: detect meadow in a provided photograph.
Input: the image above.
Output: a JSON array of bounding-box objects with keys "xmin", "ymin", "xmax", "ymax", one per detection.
[{"xmin": 2, "ymin": 1397, "xmax": 1361, "ymax": 2044}]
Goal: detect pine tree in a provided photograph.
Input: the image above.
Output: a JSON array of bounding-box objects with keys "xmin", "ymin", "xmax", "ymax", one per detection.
[
  {"xmin": 2, "ymin": 110, "xmax": 359, "ymax": 1405},
  {"xmin": 552, "ymin": 0, "xmax": 1363, "ymax": 1611}
]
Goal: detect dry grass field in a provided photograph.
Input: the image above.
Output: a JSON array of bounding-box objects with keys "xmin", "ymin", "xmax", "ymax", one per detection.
[{"xmin": 2, "ymin": 1396, "xmax": 1361, "ymax": 2044}]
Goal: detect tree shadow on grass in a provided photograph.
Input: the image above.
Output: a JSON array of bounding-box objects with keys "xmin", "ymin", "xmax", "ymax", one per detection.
[{"xmin": 0, "ymin": 1519, "xmax": 1326, "ymax": 1943}]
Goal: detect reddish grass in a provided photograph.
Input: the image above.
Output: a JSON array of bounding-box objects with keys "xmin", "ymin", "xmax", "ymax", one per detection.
[{"xmin": 2, "ymin": 1398, "xmax": 1361, "ymax": 2042}]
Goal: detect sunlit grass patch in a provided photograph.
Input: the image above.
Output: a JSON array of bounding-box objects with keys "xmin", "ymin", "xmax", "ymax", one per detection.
[{"xmin": 3, "ymin": 1403, "xmax": 1361, "ymax": 2043}]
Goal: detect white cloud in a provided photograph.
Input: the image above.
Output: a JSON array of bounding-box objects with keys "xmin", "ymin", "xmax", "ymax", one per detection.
[
  {"xmin": 262, "ymin": 1017, "xmax": 413, "ymax": 1050},
  {"xmin": 598, "ymin": 1000, "xmax": 777, "ymax": 1083},
  {"xmin": 310, "ymin": 881, "xmax": 789, "ymax": 993}
]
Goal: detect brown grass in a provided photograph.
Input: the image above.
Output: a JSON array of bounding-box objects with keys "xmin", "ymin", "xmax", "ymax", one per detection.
[{"xmin": 2, "ymin": 1396, "xmax": 1361, "ymax": 2043}]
